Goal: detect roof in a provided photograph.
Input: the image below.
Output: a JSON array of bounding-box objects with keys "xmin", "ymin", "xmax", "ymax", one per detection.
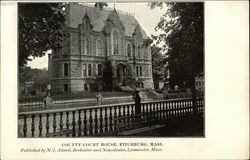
[{"xmin": 66, "ymin": 3, "xmax": 149, "ymax": 39}]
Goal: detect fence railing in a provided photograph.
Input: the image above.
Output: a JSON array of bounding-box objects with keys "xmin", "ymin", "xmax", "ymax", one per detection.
[
  {"xmin": 18, "ymin": 97, "xmax": 204, "ymax": 137},
  {"xmin": 18, "ymin": 96, "xmax": 133, "ymax": 112}
]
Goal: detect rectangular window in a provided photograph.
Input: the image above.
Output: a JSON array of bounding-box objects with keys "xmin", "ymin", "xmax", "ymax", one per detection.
[
  {"xmin": 138, "ymin": 47, "xmax": 141, "ymax": 59},
  {"xmin": 97, "ymin": 64, "xmax": 102, "ymax": 76},
  {"xmin": 84, "ymin": 84, "xmax": 88, "ymax": 91},
  {"xmin": 136, "ymin": 66, "xmax": 139, "ymax": 77},
  {"xmin": 63, "ymin": 84, "xmax": 68, "ymax": 93},
  {"xmin": 64, "ymin": 63, "xmax": 69, "ymax": 76},
  {"xmin": 88, "ymin": 64, "xmax": 92, "ymax": 76},
  {"xmin": 142, "ymin": 82, "xmax": 144, "ymax": 89},
  {"xmin": 82, "ymin": 64, "xmax": 87, "ymax": 76},
  {"xmin": 140, "ymin": 66, "xmax": 143, "ymax": 77}
]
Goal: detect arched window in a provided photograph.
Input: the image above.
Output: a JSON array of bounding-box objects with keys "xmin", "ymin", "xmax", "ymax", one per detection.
[
  {"xmin": 149, "ymin": 66, "xmax": 152, "ymax": 77},
  {"xmin": 127, "ymin": 44, "xmax": 131, "ymax": 57},
  {"xmin": 144, "ymin": 48, "xmax": 148, "ymax": 59},
  {"xmin": 96, "ymin": 39, "xmax": 102, "ymax": 56},
  {"xmin": 112, "ymin": 30, "xmax": 119, "ymax": 55},
  {"xmin": 85, "ymin": 39, "xmax": 89, "ymax": 55},
  {"xmin": 138, "ymin": 46, "xmax": 141, "ymax": 58},
  {"xmin": 148, "ymin": 47, "xmax": 151, "ymax": 59}
]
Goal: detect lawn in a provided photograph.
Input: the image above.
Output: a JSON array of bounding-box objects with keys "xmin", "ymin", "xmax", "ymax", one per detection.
[{"xmin": 19, "ymin": 91, "xmax": 132, "ymax": 103}]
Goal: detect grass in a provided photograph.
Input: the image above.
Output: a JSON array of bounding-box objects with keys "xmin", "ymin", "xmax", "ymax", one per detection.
[{"xmin": 19, "ymin": 91, "xmax": 132, "ymax": 103}]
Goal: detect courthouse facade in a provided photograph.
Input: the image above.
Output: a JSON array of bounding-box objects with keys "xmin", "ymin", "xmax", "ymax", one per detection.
[{"xmin": 49, "ymin": 3, "xmax": 154, "ymax": 93}]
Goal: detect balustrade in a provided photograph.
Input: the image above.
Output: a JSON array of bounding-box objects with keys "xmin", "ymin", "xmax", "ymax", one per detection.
[{"xmin": 18, "ymin": 98, "xmax": 204, "ymax": 137}]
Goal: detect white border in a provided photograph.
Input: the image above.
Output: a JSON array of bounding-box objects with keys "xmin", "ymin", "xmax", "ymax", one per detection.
[{"xmin": 1, "ymin": 1, "xmax": 249, "ymax": 159}]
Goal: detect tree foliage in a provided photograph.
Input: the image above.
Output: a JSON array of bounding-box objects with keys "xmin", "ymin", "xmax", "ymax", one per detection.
[
  {"xmin": 150, "ymin": 2, "xmax": 204, "ymax": 89},
  {"xmin": 19, "ymin": 66, "xmax": 48, "ymax": 84},
  {"xmin": 18, "ymin": 3, "xmax": 66, "ymax": 69},
  {"xmin": 151, "ymin": 44, "xmax": 167, "ymax": 86}
]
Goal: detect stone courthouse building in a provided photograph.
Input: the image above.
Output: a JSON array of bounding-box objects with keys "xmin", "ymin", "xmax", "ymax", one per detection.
[{"xmin": 49, "ymin": 3, "xmax": 154, "ymax": 93}]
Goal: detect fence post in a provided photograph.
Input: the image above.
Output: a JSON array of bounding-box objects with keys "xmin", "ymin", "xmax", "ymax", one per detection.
[
  {"xmin": 133, "ymin": 90, "xmax": 141, "ymax": 119},
  {"xmin": 43, "ymin": 95, "xmax": 53, "ymax": 109},
  {"xmin": 192, "ymin": 91, "xmax": 198, "ymax": 115}
]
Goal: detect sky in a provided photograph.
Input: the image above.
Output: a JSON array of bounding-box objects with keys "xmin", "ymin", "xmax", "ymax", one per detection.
[{"xmin": 27, "ymin": 3, "xmax": 166, "ymax": 69}]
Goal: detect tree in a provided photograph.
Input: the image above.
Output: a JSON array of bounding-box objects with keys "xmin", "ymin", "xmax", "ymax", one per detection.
[
  {"xmin": 150, "ymin": 3, "xmax": 204, "ymax": 90},
  {"xmin": 151, "ymin": 44, "xmax": 167, "ymax": 88},
  {"xmin": 18, "ymin": 3, "xmax": 66, "ymax": 69},
  {"xmin": 19, "ymin": 66, "xmax": 48, "ymax": 96},
  {"xmin": 94, "ymin": 2, "xmax": 108, "ymax": 10},
  {"xmin": 19, "ymin": 66, "xmax": 48, "ymax": 84}
]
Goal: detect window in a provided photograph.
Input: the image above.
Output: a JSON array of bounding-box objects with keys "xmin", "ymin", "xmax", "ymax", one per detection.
[
  {"xmin": 82, "ymin": 64, "xmax": 87, "ymax": 76},
  {"xmin": 112, "ymin": 31, "xmax": 119, "ymax": 55},
  {"xmin": 139, "ymin": 82, "xmax": 144, "ymax": 89},
  {"xmin": 84, "ymin": 84, "xmax": 88, "ymax": 91},
  {"xmin": 64, "ymin": 63, "xmax": 69, "ymax": 76},
  {"xmin": 136, "ymin": 66, "xmax": 139, "ymax": 77},
  {"xmin": 148, "ymin": 47, "xmax": 151, "ymax": 59},
  {"xmin": 85, "ymin": 18, "xmax": 90, "ymax": 31},
  {"xmin": 85, "ymin": 39, "xmax": 89, "ymax": 54},
  {"xmin": 63, "ymin": 84, "xmax": 68, "ymax": 93},
  {"xmin": 139, "ymin": 66, "xmax": 142, "ymax": 77},
  {"xmin": 149, "ymin": 66, "xmax": 151, "ymax": 77},
  {"xmin": 138, "ymin": 46, "xmax": 141, "ymax": 59},
  {"xmin": 96, "ymin": 40, "xmax": 102, "ymax": 56},
  {"xmin": 88, "ymin": 64, "xmax": 92, "ymax": 76},
  {"xmin": 144, "ymin": 48, "xmax": 148, "ymax": 59},
  {"xmin": 127, "ymin": 44, "xmax": 131, "ymax": 57},
  {"xmin": 97, "ymin": 64, "xmax": 102, "ymax": 76}
]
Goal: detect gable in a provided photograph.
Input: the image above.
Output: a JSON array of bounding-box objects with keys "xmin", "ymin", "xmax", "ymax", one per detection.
[
  {"xmin": 66, "ymin": 3, "xmax": 149, "ymax": 39},
  {"xmin": 79, "ymin": 12, "xmax": 93, "ymax": 32},
  {"xmin": 118, "ymin": 14, "xmax": 148, "ymax": 39},
  {"xmin": 133, "ymin": 24, "xmax": 143, "ymax": 39},
  {"xmin": 107, "ymin": 9, "xmax": 125, "ymax": 32}
]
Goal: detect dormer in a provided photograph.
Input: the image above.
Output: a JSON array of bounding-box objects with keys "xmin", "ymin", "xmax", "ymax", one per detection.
[
  {"xmin": 133, "ymin": 24, "xmax": 143, "ymax": 41},
  {"xmin": 79, "ymin": 11, "xmax": 93, "ymax": 35},
  {"xmin": 104, "ymin": 9, "xmax": 125, "ymax": 35}
]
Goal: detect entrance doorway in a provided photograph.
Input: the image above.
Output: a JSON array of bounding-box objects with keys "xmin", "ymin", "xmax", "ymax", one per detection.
[{"xmin": 116, "ymin": 63, "xmax": 127, "ymax": 85}]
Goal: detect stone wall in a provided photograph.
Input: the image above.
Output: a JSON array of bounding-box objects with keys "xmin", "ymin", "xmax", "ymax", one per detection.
[
  {"xmin": 70, "ymin": 31, "xmax": 80, "ymax": 54},
  {"xmin": 51, "ymin": 79, "xmax": 70, "ymax": 94},
  {"xmin": 70, "ymin": 60, "xmax": 82, "ymax": 77},
  {"xmin": 142, "ymin": 64, "xmax": 151, "ymax": 77},
  {"xmin": 70, "ymin": 79, "xmax": 84, "ymax": 92},
  {"xmin": 51, "ymin": 61, "xmax": 60, "ymax": 78}
]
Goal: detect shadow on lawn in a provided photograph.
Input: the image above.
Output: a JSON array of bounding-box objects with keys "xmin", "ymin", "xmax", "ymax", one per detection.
[{"xmin": 129, "ymin": 115, "xmax": 204, "ymax": 137}]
